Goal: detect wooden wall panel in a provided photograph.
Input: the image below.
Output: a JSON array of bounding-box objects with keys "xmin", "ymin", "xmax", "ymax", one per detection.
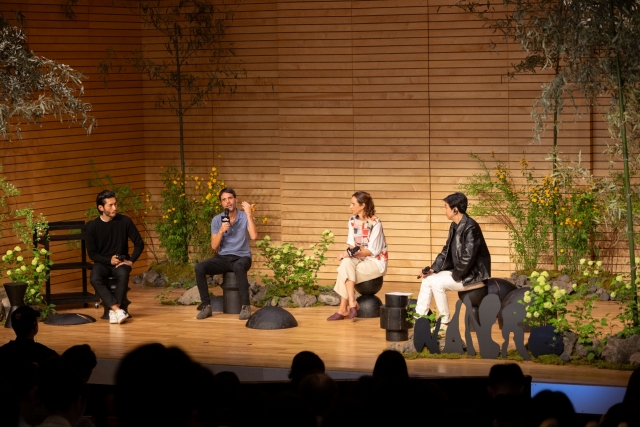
[
  {"xmin": 1, "ymin": 0, "xmax": 629, "ymax": 299},
  {"xmin": 0, "ymin": 0, "xmax": 148, "ymax": 292}
]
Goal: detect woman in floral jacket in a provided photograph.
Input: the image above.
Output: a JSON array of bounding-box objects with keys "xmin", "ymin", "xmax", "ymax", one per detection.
[{"xmin": 328, "ymin": 191, "xmax": 388, "ymax": 321}]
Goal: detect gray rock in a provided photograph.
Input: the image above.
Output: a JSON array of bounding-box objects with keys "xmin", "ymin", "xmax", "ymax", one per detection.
[
  {"xmin": 291, "ymin": 287, "xmax": 317, "ymax": 307},
  {"xmin": 132, "ymin": 273, "xmax": 144, "ymax": 285},
  {"xmin": 552, "ymin": 280, "xmax": 574, "ymax": 294},
  {"xmin": 601, "ymin": 335, "xmax": 640, "ymax": 364},
  {"xmin": 177, "ymin": 286, "xmax": 201, "ymax": 305},
  {"xmin": 515, "ymin": 274, "xmax": 529, "ymax": 288},
  {"xmin": 509, "ymin": 273, "xmax": 517, "ymax": 283},
  {"xmin": 318, "ymin": 291, "xmax": 341, "ymax": 306},
  {"xmin": 2, "ymin": 297, "xmax": 9, "ymax": 321},
  {"xmin": 575, "ymin": 339, "xmax": 601, "ymax": 358},
  {"xmin": 557, "ymin": 275, "xmax": 571, "ymax": 283},
  {"xmin": 560, "ymin": 331, "xmax": 577, "ymax": 361},
  {"xmin": 596, "ymin": 288, "xmax": 606, "ymax": 294},
  {"xmin": 251, "ymin": 285, "xmax": 268, "ymax": 305},
  {"xmin": 599, "ymin": 292, "xmax": 610, "ymax": 301},
  {"xmin": 630, "ymin": 352, "xmax": 640, "ymax": 366},
  {"xmin": 588, "ymin": 284, "xmax": 599, "ymax": 293},
  {"xmin": 277, "ymin": 297, "xmax": 292, "ymax": 308},
  {"xmin": 386, "ymin": 333, "xmax": 417, "ymax": 353},
  {"xmin": 143, "ymin": 270, "xmax": 159, "ymax": 284}
]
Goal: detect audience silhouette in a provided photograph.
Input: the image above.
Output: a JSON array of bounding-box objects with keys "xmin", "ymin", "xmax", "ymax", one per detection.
[{"xmin": 2, "ymin": 332, "xmax": 638, "ymax": 427}]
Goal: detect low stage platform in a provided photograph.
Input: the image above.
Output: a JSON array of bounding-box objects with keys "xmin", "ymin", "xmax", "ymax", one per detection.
[{"xmin": 0, "ymin": 284, "xmax": 632, "ymax": 394}]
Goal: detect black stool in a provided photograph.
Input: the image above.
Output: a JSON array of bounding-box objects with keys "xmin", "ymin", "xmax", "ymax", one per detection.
[
  {"xmin": 355, "ymin": 276, "xmax": 384, "ymax": 318},
  {"xmin": 94, "ymin": 277, "xmax": 131, "ymax": 320},
  {"xmin": 380, "ymin": 293, "xmax": 412, "ymax": 341},
  {"xmin": 458, "ymin": 278, "xmax": 516, "ymax": 330},
  {"xmin": 221, "ymin": 272, "xmax": 242, "ymax": 314}
]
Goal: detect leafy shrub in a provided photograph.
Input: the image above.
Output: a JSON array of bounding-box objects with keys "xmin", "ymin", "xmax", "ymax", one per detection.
[{"xmin": 254, "ymin": 230, "xmax": 334, "ymax": 297}]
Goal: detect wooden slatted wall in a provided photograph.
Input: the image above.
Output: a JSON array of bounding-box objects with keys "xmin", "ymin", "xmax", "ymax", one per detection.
[
  {"xmin": 0, "ymin": 0, "xmax": 148, "ymax": 291},
  {"xmin": 1, "ymin": 0, "xmax": 627, "ymax": 297}
]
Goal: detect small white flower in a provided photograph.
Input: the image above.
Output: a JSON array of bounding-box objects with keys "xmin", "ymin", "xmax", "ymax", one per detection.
[
  {"xmin": 596, "ymin": 261, "xmax": 602, "ymax": 267},
  {"xmin": 617, "ymin": 275, "xmax": 624, "ymax": 282},
  {"xmin": 626, "ymin": 284, "xmax": 632, "ymax": 289},
  {"xmin": 544, "ymin": 284, "xmax": 551, "ymax": 291},
  {"xmin": 533, "ymin": 312, "xmax": 540, "ymax": 318},
  {"xmin": 6, "ymin": 250, "xmax": 12, "ymax": 256},
  {"xmin": 594, "ymin": 270, "xmax": 599, "ymax": 275},
  {"xmin": 523, "ymin": 296, "xmax": 531, "ymax": 303},
  {"xmin": 31, "ymin": 258, "xmax": 38, "ymax": 266},
  {"xmin": 530, "ymin": 271, "xmax": 540, "ymax": 278},
  {"xmin": 526, "ymin": 312, "xmax": 532, "ymax": 318},
  {"xmin": 580, "ymin": 259, "xmax": 586, "ymax": 265},
  {"xmin": 534, "ymin": 286, "xmax": 542, "ymax": 293},
  {"xmin": 16, "ymin": 256, "xmax": 23, "ymax": 262},
  {"xmin": 7, "ymin": 270, "xmax": 12, "ymax": 276},
  {"xmin": 560, "ymin": 289, "xmax": 566, "ymax": 295},
  {"xmin": 40, "ymin": 248, "xmax": 47, "ymax": 254},
  {"xmin": 541, "ymin": 271, "xmax": 549, "ymax": 278},
  {"xmin": 636, "ymin": 257, "xmax": 640, "ymax": 265},
  {"xmin": 537, "ymin": 276, "xmax": 546, "ymax": 284},
  {"xmin": 13, "ymin": 246, "xmax": 21, "ymax": 252},
  {"xmin": 20, "ymin": 265, "xmax": 26, "ymax": 271},
  {"xmin": 611, "ymin": 291, "xmax": 617, "ymax": 298},
  {"xmin": 588, "ymin": 260, "xmax": 594, "ymax": 266},
  {"xmin": 543, "ymin": 302, "xmax": 552, "ymax": 309}
]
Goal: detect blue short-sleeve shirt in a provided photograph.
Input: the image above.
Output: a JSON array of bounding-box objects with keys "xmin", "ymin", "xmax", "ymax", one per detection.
[{"xmin": 211, "ymin": 210, "xmax": 252, "ymax": 257}]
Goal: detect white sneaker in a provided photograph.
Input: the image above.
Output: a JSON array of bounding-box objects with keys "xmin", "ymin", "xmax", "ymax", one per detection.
[
  {"xmin": 109, "ymin": 310, "xmax": 117, "ymax": 324},
  {"xmin": 115, "ymin": 309, "xmax": 129, "ymax": 324}
]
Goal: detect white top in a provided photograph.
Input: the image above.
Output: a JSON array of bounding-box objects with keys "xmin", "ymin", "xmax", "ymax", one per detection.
[{"xmin": 346, "ymin": 215, "xmax": 388, "ymax": 274}]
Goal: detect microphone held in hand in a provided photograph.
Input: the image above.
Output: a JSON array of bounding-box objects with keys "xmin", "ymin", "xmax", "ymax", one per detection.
[{"xmin": 222, "ymin": 208, "xmax": 230, "ymax": 233}]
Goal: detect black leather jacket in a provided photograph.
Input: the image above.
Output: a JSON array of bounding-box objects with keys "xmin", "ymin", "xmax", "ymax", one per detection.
[{"xmin": 425, "ymin": 214, "xmax": 491, "ymax": 286}]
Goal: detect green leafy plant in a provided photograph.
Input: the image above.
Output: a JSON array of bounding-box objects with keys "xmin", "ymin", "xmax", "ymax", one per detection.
[
  {"xmin": 518, "ymin": 271, "xmax": 570, "ymax": 331},
  {"xmin": 98, "ymin": 0, "xmax": 243, "ymax": 179},
  {"xmin": 609, "ymin": 257, "xmax": 640, "ymax": 338},
  {"xmin": 460, "ymin": 153, "xmax": 553, "ymax": 270},
  {"xmin": 568, "ymin": 259, "xmax": 610, "ymax": 360},
  {"xmin": 1, "ymin": 208, "xmax": 55, "ymax": 317},
  {"xmin": 0, "ymin": 14, "xmax": 95, "ymax": 140},
  {"xmin": 254, "ymin": 230, "xmax": 334, "ymax": 298},
  {"xmin": 155, "ymin": 165, "xmax": 241, "ymax": 264}
]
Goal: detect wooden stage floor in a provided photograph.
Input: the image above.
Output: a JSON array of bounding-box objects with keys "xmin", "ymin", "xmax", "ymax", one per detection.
[{"xmin": 0, "ymin": 284, "xmax": 633, "ymax": 388}]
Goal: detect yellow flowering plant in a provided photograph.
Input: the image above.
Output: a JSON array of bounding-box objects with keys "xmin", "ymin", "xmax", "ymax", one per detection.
[
  {"xmin": 460, "ymin": 153, "xmax": 553, "ymax": 270},
  {"xmin": 254, "ymin": 231, "xmax": 334, "ymax": 304},
  {"xmin": 517, "ymin": 270, "xmax": 570, "ymax": 331},
  {"xmin": 156, "ymin": 165, "xmax": 268, "ymax": 264}
]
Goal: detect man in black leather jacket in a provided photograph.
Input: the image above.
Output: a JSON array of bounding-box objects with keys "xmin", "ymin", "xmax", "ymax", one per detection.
[{"xmin": 415, "ymin": 192, "xmax": 491, "ymax": 326}]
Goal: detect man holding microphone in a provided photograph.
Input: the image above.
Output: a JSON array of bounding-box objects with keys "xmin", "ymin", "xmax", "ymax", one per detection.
[{"xmin": 194, "ymin": 188, "xmax": 258, "ymax": 320}]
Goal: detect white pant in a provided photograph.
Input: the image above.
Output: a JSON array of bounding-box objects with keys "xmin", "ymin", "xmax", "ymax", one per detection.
[{"xmin": 414, "ymin": 271, "xmax": 484, "ymax": 323}]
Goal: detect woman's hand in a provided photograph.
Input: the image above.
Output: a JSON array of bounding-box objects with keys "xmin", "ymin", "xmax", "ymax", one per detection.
[{"xmin": 337, "ymin": 250, "xmax": 349, "ymax": 261}]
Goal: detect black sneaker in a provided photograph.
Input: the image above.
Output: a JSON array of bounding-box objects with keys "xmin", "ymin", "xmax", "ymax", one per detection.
[
  {"xmin": 196, "ymin": 305, "xmax": 212, "ymax": 320},
  {"xmin": 239, "ymin": 305, "xmax": 251, "ymax": 320}
]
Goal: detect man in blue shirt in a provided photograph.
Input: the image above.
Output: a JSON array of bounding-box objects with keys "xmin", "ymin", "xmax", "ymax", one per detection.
[{"xmin": 195, "ymin": 188, "xmax": 258, "ymax": 320}]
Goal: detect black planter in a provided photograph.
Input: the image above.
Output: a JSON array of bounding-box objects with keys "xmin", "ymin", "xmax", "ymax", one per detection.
[
  {"xmin": 528, "ymin": 325, "xmax": 564, "ymax": 357},
  {"xmin": 4, "ymin": 282, "xmax": 28, "ymax": 329}
]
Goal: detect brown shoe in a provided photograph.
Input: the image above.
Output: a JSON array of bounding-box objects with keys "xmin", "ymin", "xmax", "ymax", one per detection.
[
  {"xmin": 347, "ymin": 307, "xmax": 358, "ymax": 320},
  {"xmin": 327, "ymin": 312, "xmax": 346, "ymax": 321}
]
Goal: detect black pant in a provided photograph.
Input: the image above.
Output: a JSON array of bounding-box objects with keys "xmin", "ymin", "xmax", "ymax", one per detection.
[
  {"xmin": 90, "ymin": 263, "xmax": 131, "ymax": 308},
  {"xmin": 195, "ymin": 255, "xmax": 252, "ymax": 305}
]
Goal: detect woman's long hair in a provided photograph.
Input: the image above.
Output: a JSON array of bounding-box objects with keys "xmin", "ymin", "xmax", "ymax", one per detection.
[{"xmin": 353, "ymin": 191, "xmax": 376, "ymax": 219}]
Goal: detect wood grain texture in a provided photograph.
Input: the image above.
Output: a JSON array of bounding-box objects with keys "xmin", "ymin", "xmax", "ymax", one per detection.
[
  {"xmin": 0, "ymin": 285, "xmax": 631, "ymax": 387},
  {"xmin": 0, "ymin": 0, "xmax": 629, "ymax": 298}
]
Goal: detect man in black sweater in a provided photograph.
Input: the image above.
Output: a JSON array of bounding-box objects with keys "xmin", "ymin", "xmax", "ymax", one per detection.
[{"xmin": 85, "ymin": 190, "xmax": 144, "ymax": 324}]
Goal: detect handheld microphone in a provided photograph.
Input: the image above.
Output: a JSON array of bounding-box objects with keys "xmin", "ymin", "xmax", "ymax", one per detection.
[{"xmin": 222, "ymin": 208, "xmax": 230, "ymax": 233}]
